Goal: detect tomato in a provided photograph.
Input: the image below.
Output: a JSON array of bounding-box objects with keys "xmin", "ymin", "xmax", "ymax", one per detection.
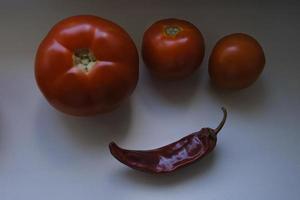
[
  {"xmin": 209, "ymin": 33, "xmax": 265, "ymax": 89},
  {"xmin": 142, "ymin": 18, "xmax": 205, "ymax": 80},
  {"xmin": 35, "ymin": 15, "xmax": 139, "ymax": 116}
]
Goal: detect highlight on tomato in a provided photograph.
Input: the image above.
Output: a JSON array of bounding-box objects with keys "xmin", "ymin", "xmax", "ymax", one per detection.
[{"xmin": 35, "ymin": 15, "xmax": 139, "ymax": 116}]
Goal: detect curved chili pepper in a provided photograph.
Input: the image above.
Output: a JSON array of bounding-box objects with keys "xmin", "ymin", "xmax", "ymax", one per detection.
[{"xmin": 109, "ymin": 107, "xmax": 227, "ymax": 173}]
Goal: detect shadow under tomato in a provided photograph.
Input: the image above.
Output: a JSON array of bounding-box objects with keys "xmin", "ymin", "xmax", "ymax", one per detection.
[
  {"xmin": 141, "ymin": 64, "xmax": 204, "ymax": 106},
  {"xmin": 206, "ymin": 78, "xmax": 268, "ymax": 115},
  {"xmin": 59, "ymin": 100, "xmax": 132, "ymax": 148},
  {"xmin": 34, "ymin": 98, "xmax": 132, "ymax": 165},
  {"xmin": 116, "ymin": 150, "xmax": 217, "ymax": 187}
]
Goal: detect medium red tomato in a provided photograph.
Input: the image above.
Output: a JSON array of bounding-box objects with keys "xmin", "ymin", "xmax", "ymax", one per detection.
[
  {"xmin": 142, "ymin": 18, "xmax": 205, "ymax": 80},
  {"xmin": 35, "ymin": 15, "xmax": 139, "ymax": 116},
  {"xmin": 209, "ymin": 33, "xmax": 265, "ymax": 89}
]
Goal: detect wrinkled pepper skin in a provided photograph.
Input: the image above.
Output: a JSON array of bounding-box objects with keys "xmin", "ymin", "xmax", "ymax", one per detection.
[{"xmin": 110, "ymin": 108, "xmax": 227, "ymax": 173}]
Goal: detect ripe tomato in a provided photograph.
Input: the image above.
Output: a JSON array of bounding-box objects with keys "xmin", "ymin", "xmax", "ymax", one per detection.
[
  {"xmin": 142, "ymin": 18, "xmax": 205, "ymax": 80},
  {"xmin": 209, "ymin": 33, "xmax": 265, "ymax": 89},
  {"xmin": 35, "ymin": 15, "xmax": 139, "ymax": 116}
]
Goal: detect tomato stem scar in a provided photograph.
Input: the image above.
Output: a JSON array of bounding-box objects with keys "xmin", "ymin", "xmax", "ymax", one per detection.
[
  {"xmin": 164, "ymin": 26, "xmax": 181, "ymax": 36},
  {"xmin": 73, "ymin": 48, "xmax": 97, "ymax": 73}
]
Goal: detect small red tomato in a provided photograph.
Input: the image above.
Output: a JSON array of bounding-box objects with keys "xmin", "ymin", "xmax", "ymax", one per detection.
[
  {"xmin": 35, "ymin": 15, "xmax": 139, "ymax": 116},
  {"xmin": 142, "ymin": 18, "xmax": 205, "ymax": 80},
  {"xmin": 209, "ymin": 33, "xmax": 265, "ymax": 89}
]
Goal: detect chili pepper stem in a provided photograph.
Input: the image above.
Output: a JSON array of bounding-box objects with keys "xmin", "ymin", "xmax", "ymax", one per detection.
[{"xmin": 214, "ymin": 107, "xmax": 227, "ymax": 135}]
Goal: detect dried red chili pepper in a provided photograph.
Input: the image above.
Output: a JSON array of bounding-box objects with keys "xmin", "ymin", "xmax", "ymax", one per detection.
[{"xmin": 109, "ymin": 107, "xmax": 227, "ymax": 173}]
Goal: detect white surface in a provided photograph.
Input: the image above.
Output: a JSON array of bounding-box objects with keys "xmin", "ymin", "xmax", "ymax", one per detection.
[{"xmin": 0, "ymin": 0, "xmax": 300, "ymax": 199}]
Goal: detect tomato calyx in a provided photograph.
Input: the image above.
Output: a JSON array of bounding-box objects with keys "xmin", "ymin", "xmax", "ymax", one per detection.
[
  {"xmin": 73, "ymin": 48, "xmax": 97, "ymax": 73},
  {"xmin": 164, "ymin": 26, "xmax": 182, "ymax": 37}
]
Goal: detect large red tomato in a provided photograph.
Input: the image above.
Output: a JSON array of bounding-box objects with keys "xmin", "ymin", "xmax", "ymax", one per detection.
[
  {"xmin": 209, "ymin": 33, "xmax": 265, "ymax": 89},
  {"xmin": 35, "ymin": 15, "xmax": 139, "ymax": 116},
  {"xmin": 142, "ymin": 18, "xmax": 205, "ymax": 80}
]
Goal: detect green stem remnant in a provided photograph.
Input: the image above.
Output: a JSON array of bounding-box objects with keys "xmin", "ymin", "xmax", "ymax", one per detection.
[
  {"xmin": 73, "ymin": 48, "xmax": 97, "ymax": 73},
  {"xmin": 164, "ymin": 26, "xmax": 181, "ymax": 36}
]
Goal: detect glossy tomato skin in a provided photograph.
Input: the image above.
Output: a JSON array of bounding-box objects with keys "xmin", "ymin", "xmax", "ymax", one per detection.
[
  {"xmin": 35, "ymin": 15, "xmax": 139, "ymax": 116},
  {"xmin": 209, "ymin": 33, "xmax": 265, "ymax": 89},
  {"xmin": 142, "ymin": 18, "xmax": 205, "ymax": 80}
]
